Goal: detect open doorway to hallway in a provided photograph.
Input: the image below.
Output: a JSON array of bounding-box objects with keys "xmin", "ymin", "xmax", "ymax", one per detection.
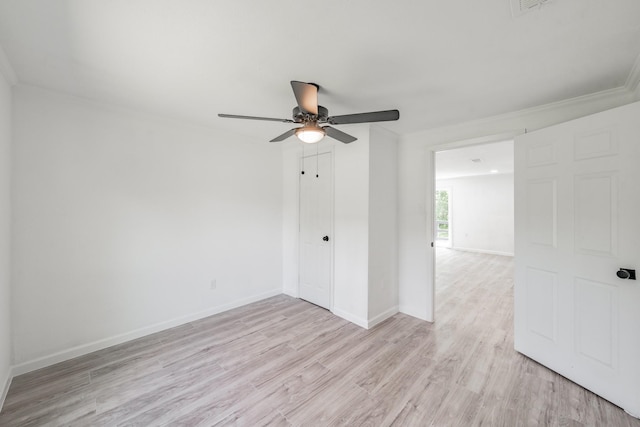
[{"xmin": 434, "ymin": 140, "xmax": 514, "ymax": 318}]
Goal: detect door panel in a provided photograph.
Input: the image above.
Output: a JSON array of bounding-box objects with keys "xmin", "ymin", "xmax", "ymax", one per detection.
[
  {"xmin": 525, "ymin": 267, "xmax": 557, "ymax": 343},
  {"xmin": 574, "ymin": 172, "xmax": 618, "ymax": 256},
  {"xmin": 574, "ymin": 277, "xmax": 618, "ymax": 369},
  {"xmin": 526, "ymin": 178, "xmax": 557, "ymax": 247},
  {"xmin": 299, "ymin": 153, "xmax": 332, "ymax": 309},
  {"xmin": 515, "ymin": 101, "xmax": 640, "ymax": 417}
]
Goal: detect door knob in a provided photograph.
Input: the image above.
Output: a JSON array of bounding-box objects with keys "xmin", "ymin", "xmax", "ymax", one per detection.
[
  {"xmin": 616, "ymin": 268, "xmax": 636, "ymax": 280},
  {"xmin": 322, "ymin": 236, "xmax": 329, "ymax": 242}
]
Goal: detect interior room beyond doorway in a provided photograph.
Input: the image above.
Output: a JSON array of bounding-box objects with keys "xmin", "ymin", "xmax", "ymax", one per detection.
[{"xmin": 435, "ymin": 140, "xmax": 514, "ymax": 257}]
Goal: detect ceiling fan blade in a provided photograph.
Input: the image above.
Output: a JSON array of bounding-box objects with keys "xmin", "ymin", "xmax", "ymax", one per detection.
[
  {"xmin": 270, "ymin": 128, "xmax": 297, "ymax": 143},
  {"xmin": 324, "ymin": 126, "xmax": 357, "ymax": 144},
  {"xmin": 327, "ymin": 109, "xmax": 399, "ymax": 125},
  {"xmin": 291, "ymin": 81, "xmax": 318, "ymax": 115},
  {"xmin": 219, "ymin": 113, "xmax": 294, "ymax": 123}
]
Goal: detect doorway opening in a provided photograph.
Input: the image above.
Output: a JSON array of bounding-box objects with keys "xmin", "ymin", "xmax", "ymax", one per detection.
[{"xmin": 433, "ymin": 140, "xmax": 515, "ymax": 319}]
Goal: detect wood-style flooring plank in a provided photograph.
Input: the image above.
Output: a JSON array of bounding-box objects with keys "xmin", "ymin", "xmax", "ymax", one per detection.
[{"xmin": 1, "ymin": 249, "xmax": 639, "ymax": 426}]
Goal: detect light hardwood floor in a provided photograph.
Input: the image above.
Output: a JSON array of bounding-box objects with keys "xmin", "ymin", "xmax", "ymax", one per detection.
[{"xmin": 2, "ymin": 249, "xmax": 639, "ymax": 426}]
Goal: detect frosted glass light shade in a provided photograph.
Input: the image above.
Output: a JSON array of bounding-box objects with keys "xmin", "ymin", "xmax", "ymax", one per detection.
[{"xmin": 296, "ymin": 126, "xmax": 326, "ymax": 143}]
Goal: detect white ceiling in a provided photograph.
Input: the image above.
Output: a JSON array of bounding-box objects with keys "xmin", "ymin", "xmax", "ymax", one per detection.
[
  {"xmin": 0, "ymin": 0, "xmax": 639, "ymax": 142},
  {"xmin": 435, "ymin": 140, "xmax": 514, "ymax": 180}
]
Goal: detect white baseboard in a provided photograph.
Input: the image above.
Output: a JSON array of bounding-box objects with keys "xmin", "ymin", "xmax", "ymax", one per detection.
[
  {"xmin": 452, "ymin": 246, "xmax": 514, "ymax": 257},
  {"xmin": 1, "ymin": 366, "xmax": 12, "ymax": 412},
  {"xmin": 332, "ymin": 307, "xmax": 368, "ymax": 329},
  {"xmin": 399, "ymin": 304, "xmax": 433, "ymax": 322},
  {"xmin": 367, "ymin": 306, "xmax": 399, "ymax": 329},
  {"xmin": 282, "ymin": 287, "xmax": 299, "ymax": 298},
  {"xmin": 11, "ymin": 289, "xmax": 282, "ymax": 377}
]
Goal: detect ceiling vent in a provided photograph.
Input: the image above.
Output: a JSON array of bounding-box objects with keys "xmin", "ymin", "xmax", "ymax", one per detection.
[{"xmin": 511, "ymin": 0, "xmax": 552, "ymax": 16}]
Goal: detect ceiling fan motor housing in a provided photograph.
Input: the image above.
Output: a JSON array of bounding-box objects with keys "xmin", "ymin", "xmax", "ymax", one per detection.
[{"xmin": 293, "ymin": 105, "xmax": 328, "ymax": 123}]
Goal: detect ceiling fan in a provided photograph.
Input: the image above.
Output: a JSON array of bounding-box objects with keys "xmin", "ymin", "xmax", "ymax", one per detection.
[{"xmin": 218, "ymin": 81, "xmax": 400, "ymax": 144}]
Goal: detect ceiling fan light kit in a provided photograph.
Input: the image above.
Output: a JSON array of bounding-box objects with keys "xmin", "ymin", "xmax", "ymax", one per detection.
[
  {"xmin": 219, "ymin": 81, "xmax": 399, "ymax": 144},
  {"xmin": 295, "ymin": 125, "xmax": 326, "ymax": 144}
]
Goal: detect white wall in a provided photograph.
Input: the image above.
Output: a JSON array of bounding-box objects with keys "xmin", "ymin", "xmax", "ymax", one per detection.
[
  {"xmin": 0, "ymin": 57, "xmax": 13, "ymax": 405},
  {"xmin": 398, "ymin": 89, "xmax": 637, "ymax": 322},
  {"xmin": 330, "ymin": 127, "xmax": 370, "ymax": 326},
  {"xmin": 398, "ymin": 141, "xmax": 432, "ymax": 321},
  {"xmin": 11, "ymin": 85, "xmax": 283, "ymax": 369},
  {"xmin": 368, "ymin": 126, "xmax": 399, "ymax": 324},
  {"xmin": 437, "ymin": 173, "xmax": 514, "ymax": 256},
  {"xmin": 281, "ymin": 145, "xmax": 300, "ymax": 298}
]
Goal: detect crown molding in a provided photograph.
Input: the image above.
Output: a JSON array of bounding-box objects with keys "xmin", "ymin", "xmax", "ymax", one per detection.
[
  {"xmin": 472, "ymin": 86, "xmax": 630, "ymax": 126},
  {"xmin": 403, "ymin": 83, "xmax": 632, "ymax": 144},
  {"xmin": 0, "ymin": 43, "xmax": 17, "ymax": 86},
  {"xmin": 404, "ymin": 53, "xmax": 640, "ymax": 142}
]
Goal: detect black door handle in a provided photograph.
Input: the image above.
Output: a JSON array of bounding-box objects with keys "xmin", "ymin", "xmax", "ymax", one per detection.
[
  {"xmin": 322, "ymin": 236, "xmax": 329, "ymax": 242},
  {"xmin": 617, "ymin": 268, "xmax": 636, "ymax": 280}
]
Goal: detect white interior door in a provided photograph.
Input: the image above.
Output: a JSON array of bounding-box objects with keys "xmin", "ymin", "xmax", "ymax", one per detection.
[
  {"xmin": 514, "ymin": 101, "xmax": 640, "ymax": 416},
  {"xmin": 299, "ymin": 152, "xmax": 332, "ymax": 309}
]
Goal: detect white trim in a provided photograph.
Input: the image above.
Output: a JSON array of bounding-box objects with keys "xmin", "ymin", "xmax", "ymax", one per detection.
[
  {"xmin": 399, "ymin": 305, "xmax": 431, "ymax": 322},
  {"xmin": 464, "ymin": 87, "xmax": 630, "ymax": 130},
  {"xmin": 332, "ymin": 307, "xmax": 368, "ymax": 329},
  {"xmin": 427, "ymin": 149, "xmax": 436, "ymax": 323},
  {"xmin": 452, "ymin": 246, "xmax": 514, "ymax": 257},
  {"xmin": 430, "ymin": 131, "xmax": 523, "ymax": 153},
  {"xmin": 367, "ymin": 306, "xmax": 399, "ymax": 329},
  {"xmin": 0, "ymin": 43, "xmax": 17, "ymax": 85},
  {"xmin": 405, "ymin": 87, "xmax": 631, "ymax": 144},
  {"xmin": 282, "ymin": 288, "xmax": 299, "ymax": 298},
  {"xmin": 11, "ymin": 289, "xmax": 282, "ymax": 376},
  {"xmin": 0, "ymin": 366, "xmax": 12, "ymax": 412}
]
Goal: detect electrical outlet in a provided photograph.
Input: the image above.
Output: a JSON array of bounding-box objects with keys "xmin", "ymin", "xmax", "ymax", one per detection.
[{"xmin": 210, "ymin": 279, "xmax": 217, "ymax": 290}]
